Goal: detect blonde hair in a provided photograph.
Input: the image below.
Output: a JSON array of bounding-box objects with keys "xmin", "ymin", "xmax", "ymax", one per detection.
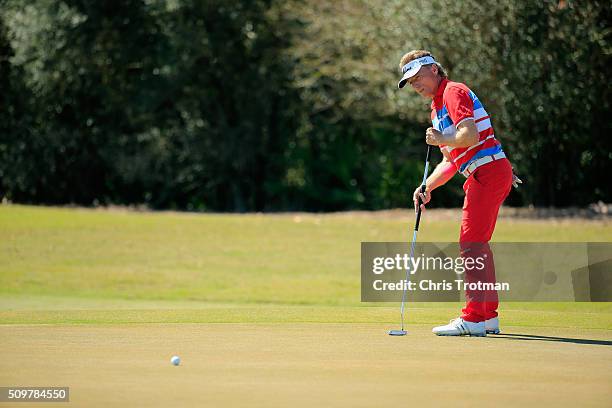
[{"xmin": 399, "ymin": 50, "xmax": 447, "ymax": 78}]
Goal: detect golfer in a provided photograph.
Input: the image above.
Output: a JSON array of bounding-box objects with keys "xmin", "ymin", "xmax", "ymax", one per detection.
[{"xmin": 398, "ymin": 50, "xmax": 520, "ymax": 336}]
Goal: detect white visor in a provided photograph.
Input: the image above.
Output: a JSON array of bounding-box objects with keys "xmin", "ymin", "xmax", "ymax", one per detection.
[{"xmin": 397, "ymin": 55, "xmax": 436, "ymax": 89}]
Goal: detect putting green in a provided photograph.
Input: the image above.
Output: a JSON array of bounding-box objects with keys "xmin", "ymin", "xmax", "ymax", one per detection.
[{"xmin": 1, "ymin": 323, "xmax": 611, "ymax": 407}]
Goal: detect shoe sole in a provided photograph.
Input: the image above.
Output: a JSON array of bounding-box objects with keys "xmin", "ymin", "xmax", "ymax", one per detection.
[
  {"xmin": 434, "ymin": 332, "xmax": 487, "ymax": 337},
  {"xmin": 486, "ymin": 329, "xmax": 500, "ymax": 334}
]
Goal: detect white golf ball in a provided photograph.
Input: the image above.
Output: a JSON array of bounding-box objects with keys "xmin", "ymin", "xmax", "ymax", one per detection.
[{"xmin": 171, "ymin": 355, "xmax": 181, "ymax": 366}]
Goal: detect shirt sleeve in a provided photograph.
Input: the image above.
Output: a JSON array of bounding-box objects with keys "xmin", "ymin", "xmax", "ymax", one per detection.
[{"xmin": 444, "ymin": 86, "xmax": 474, "ymax": 126}]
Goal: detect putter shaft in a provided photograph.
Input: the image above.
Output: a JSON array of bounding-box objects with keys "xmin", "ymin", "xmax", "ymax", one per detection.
[{"xmin": 397, "ymin": 145, "xmax": 432, "ymax": 332}]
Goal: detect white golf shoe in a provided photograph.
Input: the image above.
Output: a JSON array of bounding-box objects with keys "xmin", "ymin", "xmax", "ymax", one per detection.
[
  {"xmin": 432, "ymin": 318, "xmax": 486, "ymax": 337},
  {"xmin": 485, "ymin": 317, "xmax": 500, "ymax": 334}
]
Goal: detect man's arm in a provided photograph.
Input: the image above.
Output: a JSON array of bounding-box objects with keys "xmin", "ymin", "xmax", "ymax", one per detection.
[
  {"xmin": 426, "ymin": 149, "xmax": 456, "ymax": 191},
  {"xmin": 426, "ymin": 119, "xmax": 479, "ymax": 148},
  {"xmin": 413, "ymin": 149, "xmax": 456, "ymax": 212}
]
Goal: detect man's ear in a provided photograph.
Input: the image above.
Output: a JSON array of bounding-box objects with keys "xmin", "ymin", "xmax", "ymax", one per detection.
[{"xmin": 430, "ymin": 64, "xmax": 439, "ymax": 75}]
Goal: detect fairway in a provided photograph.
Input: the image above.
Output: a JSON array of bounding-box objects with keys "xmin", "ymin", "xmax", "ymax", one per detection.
[{"xmin": 1, "ymin": 205, "xmax": 611, "ymax": 407}]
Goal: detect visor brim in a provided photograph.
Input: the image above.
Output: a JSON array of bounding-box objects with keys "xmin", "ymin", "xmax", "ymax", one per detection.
[{"xmin": 397, "ymin": 66, "xmax": 420, "ymax": 89}]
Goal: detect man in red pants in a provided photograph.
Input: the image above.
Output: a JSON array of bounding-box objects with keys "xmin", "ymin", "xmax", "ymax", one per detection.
[{"xmin": 397, "ymin": 49, "xmax": 520, "ymax": 336}]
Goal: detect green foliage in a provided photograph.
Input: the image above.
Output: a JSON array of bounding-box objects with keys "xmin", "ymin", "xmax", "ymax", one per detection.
[
  {"xmin": 0, "ymin": 0, "xmax": 609, "ymax": 210},
  {"xmin": 1, "ymin": 0, "xmax": 302, "ymax": 210},
  {"xmin": 498, "ymin": 2, "xmax": 611, "ymax": 205}
]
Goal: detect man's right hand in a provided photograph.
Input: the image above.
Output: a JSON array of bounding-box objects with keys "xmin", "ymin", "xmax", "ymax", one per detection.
[{"xmin": 413, "ymin": 185, "xmax": 431, "ymax": 213}]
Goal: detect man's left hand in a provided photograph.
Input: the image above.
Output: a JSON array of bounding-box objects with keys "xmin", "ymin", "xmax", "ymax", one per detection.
[
  {"xmin": 425, "ymin": 127, "xmax": 446, "ymax": 146},
  {"xmin": 512, "ymin": 172, "xmax": 523, "ymax": 188}
]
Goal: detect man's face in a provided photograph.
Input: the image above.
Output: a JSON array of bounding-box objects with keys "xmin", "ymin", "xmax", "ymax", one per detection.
[{"xmin": 407, "ymin": 64, "xmax": 440, "ymax": 99}]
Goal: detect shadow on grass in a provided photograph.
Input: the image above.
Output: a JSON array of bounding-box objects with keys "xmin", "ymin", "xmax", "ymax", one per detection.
[{"xmin": 491, "ymin": 333, "xmax": 612, "ymax": 346}]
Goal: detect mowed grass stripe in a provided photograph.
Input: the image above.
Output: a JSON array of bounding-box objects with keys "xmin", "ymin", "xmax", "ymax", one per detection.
[
  {"xmin": 2, "ymin": 205, "xmax": 611, "ymax": 305},
  {"xmin": 1, "ymin": 305, "xmax": 611, "ymax": 330}
]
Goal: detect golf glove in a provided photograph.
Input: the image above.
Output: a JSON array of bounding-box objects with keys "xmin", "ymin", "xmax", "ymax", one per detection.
[{"xmin": 512, "ymin": 173, "xmax": 522, "ymax": 188}]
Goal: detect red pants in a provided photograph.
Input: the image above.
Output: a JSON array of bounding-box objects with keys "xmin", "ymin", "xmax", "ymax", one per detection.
[{"xmin": 459, "ymin": 158, "xmax": 513, "ymax": 322}]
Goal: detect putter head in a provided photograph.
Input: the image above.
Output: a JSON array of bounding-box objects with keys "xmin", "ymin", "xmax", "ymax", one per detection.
[{"xmin": 388, "ymin": 329, "xmax": 407, "ymax": 336}]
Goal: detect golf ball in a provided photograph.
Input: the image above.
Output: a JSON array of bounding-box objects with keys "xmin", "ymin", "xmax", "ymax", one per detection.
[{"xmin": 171, "ymin": 355, "xmax": 180, "ymax": 366}]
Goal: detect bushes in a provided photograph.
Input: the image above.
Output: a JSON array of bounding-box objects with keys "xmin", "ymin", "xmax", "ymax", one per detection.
[{"xmin": 0, "ymin": 0, "xmax": 608, "ymax": 210}]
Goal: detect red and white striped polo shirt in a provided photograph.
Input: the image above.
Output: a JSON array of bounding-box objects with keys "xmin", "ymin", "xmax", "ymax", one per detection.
[{"xmin": 431, "ymin": 78, "xmax": 505, "ymax": 177}]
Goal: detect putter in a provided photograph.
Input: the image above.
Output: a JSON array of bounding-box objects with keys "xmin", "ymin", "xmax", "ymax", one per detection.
[{"xmin": 388, "ymin": 145, "xmax": 432, "ymax": 336}]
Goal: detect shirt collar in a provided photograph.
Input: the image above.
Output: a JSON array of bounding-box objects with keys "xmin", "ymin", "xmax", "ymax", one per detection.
[{"xmin": 431, "ymin": 78, "xmax": 449, "ymax": 109}]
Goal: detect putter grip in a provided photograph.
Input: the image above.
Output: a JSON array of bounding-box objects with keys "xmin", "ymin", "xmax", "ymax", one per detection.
[
  {"xmin": 415, "ymin": 145, "xmax": 431, "ymax": 231},
  {"xmin": 414, "ymin": 183, "xmax": 426, "ymax": 231}
]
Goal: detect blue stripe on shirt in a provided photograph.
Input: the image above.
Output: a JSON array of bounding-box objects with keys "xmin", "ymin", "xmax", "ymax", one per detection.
[
  {"xmin": 459, "ymin": 144, "xmax": 503, "ymax": 173},
  {"xmin": 441, "ymin": 116, "xmax": 453, "ymax": 130}
]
